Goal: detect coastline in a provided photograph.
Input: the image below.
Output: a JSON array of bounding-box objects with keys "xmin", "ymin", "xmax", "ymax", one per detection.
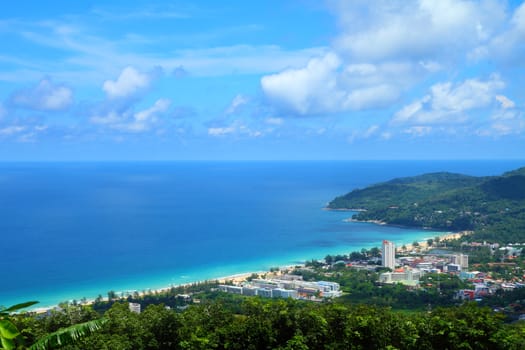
[
  {"xmin": 24, "ymin": 225, "xmax": 458, "ymax": 313},
  {"xmin": 30, "ymin": 267, "xmax": 302, "ymax": 314},
  {"xmin": 22, "ymin": 221, "xmax": 465, "ymax": 314},
  {"xmin": 339, "ymin": 211, "xmax": 473, "ymax": 252}
]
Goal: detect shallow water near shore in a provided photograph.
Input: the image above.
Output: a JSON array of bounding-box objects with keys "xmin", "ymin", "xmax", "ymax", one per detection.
[{"xmin": 0, "ymin": 160, "xmax": 522, "ymax": 308}]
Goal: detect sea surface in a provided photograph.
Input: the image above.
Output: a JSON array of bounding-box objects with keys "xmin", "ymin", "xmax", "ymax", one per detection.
[{"xmin": 1, "ymin": 160, "xmax": 523, "ymax": 308}]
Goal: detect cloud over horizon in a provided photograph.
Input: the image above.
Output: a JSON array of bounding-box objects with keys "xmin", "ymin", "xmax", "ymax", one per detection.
[{"xmin": 0, "ymin": 0, "xmax": 523, "ymax": 160}]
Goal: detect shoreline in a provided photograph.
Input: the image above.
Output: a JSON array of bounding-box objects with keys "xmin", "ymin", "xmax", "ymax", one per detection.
[
  {"xmin": 21, "ymin": 217, "xmax": 462, "ymax": 314},
  {"xmin": 29, "ymin": 266, "xmax": 303, "ymax": 314},
  {"xmin": 338, "ymin": 212, "xmax": 473, "ymax": 253},
  {"xmin": 27, "ymin": 229, "xmax": 467, "ymax": 314}
]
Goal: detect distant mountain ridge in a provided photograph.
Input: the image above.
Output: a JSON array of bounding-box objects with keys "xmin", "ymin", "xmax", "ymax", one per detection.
[{"xmin": 328, "ymin": 166, "xmax": 525, "ymax": 243}]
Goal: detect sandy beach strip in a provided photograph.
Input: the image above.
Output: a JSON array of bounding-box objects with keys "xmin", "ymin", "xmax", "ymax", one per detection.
[{"xmin": 399, "ymin": 230, "xmax": 473, "ymax": 253}]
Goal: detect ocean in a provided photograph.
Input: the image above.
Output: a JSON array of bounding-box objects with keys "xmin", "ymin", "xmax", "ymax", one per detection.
[{"xmin": 1, "ymin": 160, "xmax": 523, "ymax": 308}]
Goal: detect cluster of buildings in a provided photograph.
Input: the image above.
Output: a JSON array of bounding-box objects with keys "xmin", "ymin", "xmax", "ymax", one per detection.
[
  {"xmin": 219, "ymin": 275, "xmax": 341, "ymax": 300},
  {"xmin": 378, "ymin": 240, "xmax": 470, "ymax": 287},
  {"xmin": 378, "ymin": 239, "xmax": 525, "ymax": 301},
  {"xmin": 217, "ymin": 239, "xmax": 523, "ymax": 303}
]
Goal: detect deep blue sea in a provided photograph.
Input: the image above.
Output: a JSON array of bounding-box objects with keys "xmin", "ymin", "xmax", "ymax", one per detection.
[{"xmin": 1, "ymin": 160, "xmax": 523, "ymax": 308}]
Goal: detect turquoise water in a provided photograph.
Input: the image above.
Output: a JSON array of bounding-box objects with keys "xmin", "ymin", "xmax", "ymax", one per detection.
[{"xmin": 0, "ymin": 160, "xmax": 522, "ymax": 308}]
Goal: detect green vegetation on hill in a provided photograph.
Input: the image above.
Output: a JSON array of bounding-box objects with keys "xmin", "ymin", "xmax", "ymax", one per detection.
[
  {"xmin": 328, "ymin": 167, "xmax": 525, "ymax": 243},
  {"xmin": 9, "ymin": 300, "xmax": 525, "ymax": 349}
]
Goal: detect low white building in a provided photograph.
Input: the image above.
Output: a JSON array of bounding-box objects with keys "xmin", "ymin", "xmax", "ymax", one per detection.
[{"xmin": 129, "ymin": 302, "xmax": 141, "ymax": 314}]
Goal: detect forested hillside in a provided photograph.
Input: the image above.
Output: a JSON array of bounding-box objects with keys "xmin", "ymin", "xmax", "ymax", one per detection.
[
  {"xmin": 8, "ymin": 299, "xmax": 525, "ymax": 349},
  {"xmin": 328, "ymin": 167, "xmax": 525, "ymax": 243}
]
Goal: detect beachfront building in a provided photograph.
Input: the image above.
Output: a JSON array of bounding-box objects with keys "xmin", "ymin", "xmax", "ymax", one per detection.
[
  {"xmin": 219, "ymin": 278, "xmax": 341, "ymax": 300},
  {"xmin": 382, "ymin": 240, "xmax": 396, "ymax": 270},
  {"xmin": 451, "ymin": 254, "xmax": 469, "ymax": 270},
  {"xmin": 129, "ymin": 302, "xmax": 141, "ymax": 313},
  {"xmin": 379, "ymin": 267, "xmax": 423, "ymax": 287}
]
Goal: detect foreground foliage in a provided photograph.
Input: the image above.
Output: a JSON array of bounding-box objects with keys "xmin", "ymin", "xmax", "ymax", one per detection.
[
  {"xmin": 10, "ymin": 298, "xmax": 525, "ymax": 350},
  {"xmin": 1, "ymin": 302, "xmax": 104, "ymax": 350}
]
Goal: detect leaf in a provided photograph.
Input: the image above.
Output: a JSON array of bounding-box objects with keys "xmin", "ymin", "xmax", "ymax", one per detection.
[
  {"xmin": 1, "ymin": 336, "xmax": 16, "ymax": 350},
  {"xmin": 0, "ymin": 320, "xmax": 20, "ymax": 339},
  {"xmin": 3, "ymin": 301, "xmax": 39, "ymax": 313},
  {"xmin": 29, "ymin": 319, "xmax": 107, "ymax": 350}
]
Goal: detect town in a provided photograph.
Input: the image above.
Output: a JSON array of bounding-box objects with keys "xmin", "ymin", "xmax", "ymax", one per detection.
[{"xmin": 216, "ymin": 237, "xmax": 525, "ymax": 312}]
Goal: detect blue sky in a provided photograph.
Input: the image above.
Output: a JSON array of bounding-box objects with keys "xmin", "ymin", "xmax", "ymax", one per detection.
[{"xmin": 0, "ymin": 0, "xmax": 524, "ymax": 160}]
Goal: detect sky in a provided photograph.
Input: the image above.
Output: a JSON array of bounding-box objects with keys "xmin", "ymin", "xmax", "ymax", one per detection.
[{"xmin": 0, "ymin": 0, "xmax": 524, "ymax": 161}]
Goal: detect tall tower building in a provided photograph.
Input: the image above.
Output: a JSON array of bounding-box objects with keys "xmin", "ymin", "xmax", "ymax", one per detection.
[{"xmin": 382, "ymin": 240, "xmax": 395, "ymax": 270}]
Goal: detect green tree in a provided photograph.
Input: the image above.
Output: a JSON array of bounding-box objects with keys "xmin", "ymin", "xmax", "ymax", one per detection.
[{"xmin": 0, "ymin": 301, "xmax": 38, "ymax": 349}]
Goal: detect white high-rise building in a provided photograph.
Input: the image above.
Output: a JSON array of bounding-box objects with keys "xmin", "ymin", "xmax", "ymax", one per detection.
[
  {"xmin": 452, "ymin": 254, "xmax": 469, "ymax": 270},
  {"xmin": 382, "ymin": 240, "xmax": 396, "ymax": 270}
]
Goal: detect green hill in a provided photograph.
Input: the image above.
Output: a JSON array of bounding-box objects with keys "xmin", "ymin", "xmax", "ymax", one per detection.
[{"xmin": 328, "ymin": 167, "xmax": 525, "ymax": 243}]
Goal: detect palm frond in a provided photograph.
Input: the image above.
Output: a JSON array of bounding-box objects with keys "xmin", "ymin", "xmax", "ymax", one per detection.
[
  {"xmin": 0, "ymin": 301, "xmax": 39, "ymax": 315},
  {"xmin": 29, "ymin": 318, "xmax": 107, "ymax": 350}
]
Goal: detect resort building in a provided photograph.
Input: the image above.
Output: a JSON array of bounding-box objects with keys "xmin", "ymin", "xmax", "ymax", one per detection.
[
  {"xmin": 382, "ymin": 240, "xmax": 396, "ymax": 270},
  {"xmin": 219, "ymin": 277, "xmax": 341, "ymax": 300},
  {"xmin": 379, "ymin": 267, "xmax": 423, "ymax": 287},
  {"xmin": 451, "ymin": 254, "xmax": 469, "ymax": 270},
  {"xmin": 129, "ymin": 302, "xmax": 141, "ymax": 314}
]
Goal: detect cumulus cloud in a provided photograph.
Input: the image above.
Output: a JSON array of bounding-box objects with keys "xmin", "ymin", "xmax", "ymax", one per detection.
[
  {"xmin": 495, "ymin": 95, "xmax": 516, "ymax": 109},
  {"xmin": 10, "ymin": 78, "xmax": 73, "ymax": 111},
  {"xmin": 90, "ymin": 98, "xmax": 171, "ymax": 132},
  {"xmin": 480, "ymin": 2, "xmax": 525, "ymax": 63},
  {"xmin": 208, "ymin": 126, "xmax": 236, "ymax": 136},
  {"xmin": 261, "ymin": 53, "xmax": 342, "ymax": 115},
  {"xmin": 207, "ymin": 120, "xmax": 263, "ymax": 138},
  {"xmin": 103, "ymin": 66, "xmax": 153, "ymax": 99},
  {"xmin": 392, "ymin": 75, "xmax": 505, "ymax": 125},
  {"xmin": 331, "ymin": 0, "xmax": 505, "ymax": 61},
  {"xmin": 225, "ymin": 94, "xmax": 248, "ymax": 115},
  {"xmin": 134, "ymin": 98, "xmax": 171, "ymax": 122},
  {"xmin": 403, "ymin": 126, "xmax": 433, "ymax": 137},
  {"xmin": 0, "ymin": 125, "xmax": 26, "ymax": 136},
  {"xmin": 261, "ymin": 53, "xmax": 409, "ymax": 115},
  {"xmin": 259, "ymin": 1, "xmax": 517, "ymax": 117},
  {"xmin": 477, "ymin": 96, "xmax": 525, "ymax": 137},
  {"xmin": 347, "ymin": 124, "xmax": 381, "ymax": 143},
  {"xmin": 0, "ymin": 124, "xmax": 48, "ymax": 142}
]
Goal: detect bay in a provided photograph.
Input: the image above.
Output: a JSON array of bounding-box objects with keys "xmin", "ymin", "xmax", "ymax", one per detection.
[{"xmin": 0, "ymin": 160, "xmax": 522, "ymax": 308}]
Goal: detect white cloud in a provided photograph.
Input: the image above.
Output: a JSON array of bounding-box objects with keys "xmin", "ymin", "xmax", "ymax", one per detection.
[
  {"xmin": 134, "ymin": 98, "xmax": 171, "ymax": 122},
  {"xmin": 331, "ymin": 0, "xmax": 506, "ymax": 61},
  {"xmin": 226, "ymin": 94, "xmax": 248, "ymax": 115},
  {"xmin": 478, "ymin": 103, "xmax": 525, "ymax": 137},
  {"xmin": 208, "ymin": 126, "xmax": 236, "ymax": 136},
  {"xmin": 430, "ymin": 76, "xmax": 504, "ymax": 111},
  {"xmin": 347, "ymin": 124, "xmax": 382, "ymax": 143},
  {"xmin": 208, "ymin": 120, "xmax": 263, "ymax": 138},
  {"xmin": 0, "ymin": 125, "xmax": 26, "ymax": 136},
  {"xmin": 261, "ymin": 53, "xmax": 408, "ymax": 115},
  {"xmin": 261, "ymin": 53, "xmax": 342, "ymax": 115},
  {"xmin": 90, "ymin": 98, "xmax": 171, "ymax": 133},
  {"xmin": 10, "ymin": 78, "xmax": 73, "ymax": 111},
  {"xmin": 392, "ymin": 75, "xmax": 505, "ymax": 125},
  {"xmin": 495, "ymin": 95, "xmax": 516, "ymax": 109},
  {"xmin": 103, "ymin": 66, "xmax": 152, "ymax": 99},
  {"xmin": 481, "ymin": 2, "xmax": 525, "ymax": 63},
  {"xmin": 363, "ymin": 125, "xmax": 379, "ymax": 138},
  {"xmin": 403, "ymin": 126, "xmax": 433, "ymax": 137},
  {"xmin": 0, "ymin": 123, "xmax": 48, "ymax": 142}
]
